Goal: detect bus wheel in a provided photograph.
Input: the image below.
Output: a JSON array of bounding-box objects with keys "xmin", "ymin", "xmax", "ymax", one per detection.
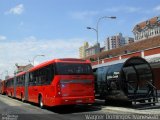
[
  {"xmin": 6, "ymin": 93, "xmax": 8, "ymax": 96},
  {"xmin": 21, "ymin": 93, "xmax": 25, "ymax": 102},
  {"xmin": 39, "ymin": 95, "xmax": 44, "ymax": 109}
]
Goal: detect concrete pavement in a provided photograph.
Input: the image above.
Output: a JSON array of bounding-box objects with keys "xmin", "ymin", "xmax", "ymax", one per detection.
[{"xmin": 0, "ymin": 94, "xmax": 160, "ymax": 120}]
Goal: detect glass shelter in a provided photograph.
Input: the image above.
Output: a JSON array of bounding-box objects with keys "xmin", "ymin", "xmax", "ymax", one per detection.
[{"xmin": 93, "ymin": 57, "xmax": 158, "ymax": 105}]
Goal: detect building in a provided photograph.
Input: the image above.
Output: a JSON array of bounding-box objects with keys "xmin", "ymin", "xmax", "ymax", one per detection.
[
  {"xmin": 85, "ymin": 43, "xmax": 100, "ymax": 57},
  {"xmin": 14, "ymin": 63, "xmax": 33, "ymax": 74},
  {"xmin": 104, "ymin": 33, "xmax": 134, "ymax": 51},
  {"xmin": 105, "ymin": 33, "xmax": 124, "ymax": 51},
  {"xmin": 85, "ymin": 35, "xmax": 160, "ymax": 93},
  {"xmin": 79, "ymin": 42, "xmax": 89, "ymax": 58},
  {"xmin": 133, "ymin": 16, "xmax": 160, "ymax": 41},
  {"xmin": 124, "ymin": 36, "xmax": 134, "ymax": 44},
  {"xmin": 86, "ymin": 35, "xmax": 160, "ymax": 63}
]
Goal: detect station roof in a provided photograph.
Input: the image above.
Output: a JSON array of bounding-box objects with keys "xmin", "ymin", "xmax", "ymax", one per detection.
[
  {"xmin": 148, "ymin": 56, "xmax": 160, "ymax": 68},
  {"xmin": 86, "ymin": 35, "xmax": 160, "ymax": 61},
  {"xmin": 92, "ymin": 59, "xmax": 126, "ymax": 69}
]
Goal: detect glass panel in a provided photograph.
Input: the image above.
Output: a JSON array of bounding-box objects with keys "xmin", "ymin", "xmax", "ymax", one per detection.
[
  {"xmin": 135, "ymin": 64, "xmax": 152, "ymax": 93},
  {"xmin": 106, "ymin": 63, "xmax": 123, "ymax": 81},
  {"xmin": 29, "ymin": 64, "xmax": 55, "ymax": 86},
  {"xmin": 125, "ymin": 59, "xmax": 145, "ymax": 66},
  {"xmin": 123, "ymin": 66, "xmax": 137, "ymax": 93},
  {"xmin": 56, "ymin": 63, "xmax": 92, "ymax": 75},
  {"xmin": 97, "ymin": 66, "xmax": 109, "ymax": 82}
]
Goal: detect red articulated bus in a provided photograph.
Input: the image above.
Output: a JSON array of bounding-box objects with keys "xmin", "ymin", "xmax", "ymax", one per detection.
[
  {"xmin": 26, "ymin": 58, "xmax": 95, "ymax": 108},
  {"xmin": 4, "ymin": 58, "xmax": 95, "ymax": 108},
  {"xmin": 0, "ymin": 80, "xmax": 6, "ymax": 94}
]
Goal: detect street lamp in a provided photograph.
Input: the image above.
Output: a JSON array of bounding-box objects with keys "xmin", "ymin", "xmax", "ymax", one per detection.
[
  {"xmin": 86, "ymin": 27, "xmax": 98, "ymax": 44},
  {"xmin": 33, "ymin": 55, "xmax": 45, "ymax": 66},
  {"xmin": 87, "ymin": 16, "xmax": 116, "ymax": 43}
]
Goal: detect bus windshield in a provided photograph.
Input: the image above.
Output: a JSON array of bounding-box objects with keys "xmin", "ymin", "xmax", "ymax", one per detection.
[{"xmin": 56, "ymin": 63, "xmax": 93, "ymax": 75}]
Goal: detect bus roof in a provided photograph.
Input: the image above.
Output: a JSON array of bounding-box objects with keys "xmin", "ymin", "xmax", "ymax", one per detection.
[
  {"xmin": 5, "ymin": 76, "xmax": 14, "ymax": 81},
  {"xmin": 29, "ymin": 58, "xmax": 90, "ymax": 72},
  {"xmin": 54, "ymin": 58, "xmax": 91, "ymax": 63},
  {"xmin": 16, "ymin": 71, "xmax": 26, "ymax": 77}
]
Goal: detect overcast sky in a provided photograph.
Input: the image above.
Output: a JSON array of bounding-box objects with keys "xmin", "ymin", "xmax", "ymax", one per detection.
[{"xmin": 0, "ymin": 0, "xmax": 160, "ymax": 78}]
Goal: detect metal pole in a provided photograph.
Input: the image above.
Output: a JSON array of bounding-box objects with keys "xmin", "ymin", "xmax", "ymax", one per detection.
[
  {"xmin": 96, "ymin": 16, "xmax": 116, "ymax": 44},
  {"xmin": 33, "ymin": 55, "xmax": 45, "ymax": 66}
]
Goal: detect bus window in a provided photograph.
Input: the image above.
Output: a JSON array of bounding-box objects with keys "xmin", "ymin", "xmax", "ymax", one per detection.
[
  {"xmin": 29, "ymin": 73, "xmax": 34, "ymax": 86},
  {"xmin": 46, "ymin": 64, "xmax": 55, "ymax": 84},
  {"xmin": 56, "ymin": 63, "xmax": 92, "ymax": 75},
  {"xmin": 39, "ymin": 64, "xmax": 55, "ymax": 85},
  {"xmin": 29, "ymin": 64, "xmax": 55, "ymax": 86}
]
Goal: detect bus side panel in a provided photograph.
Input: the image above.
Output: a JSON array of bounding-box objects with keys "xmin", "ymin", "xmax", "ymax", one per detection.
[
  {"xmin": 16, "ymin": 86, "xmax": 22, "ymax": 99},
  {"xmin": 32, "ymin": 85, "xmax": 39, "ymax": 103},
  {"xmin": 42, "ymin": 86, "xmax": 52, "ymax": 106},
  {"xmin": 39, "ymin": 85, "xmax": 56, "ymax": 106}
]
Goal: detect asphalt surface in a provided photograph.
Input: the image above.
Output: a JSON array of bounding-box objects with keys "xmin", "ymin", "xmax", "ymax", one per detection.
[{"xmin": 0, "ymin": 94, "xmax": 160, "ymax": 120}]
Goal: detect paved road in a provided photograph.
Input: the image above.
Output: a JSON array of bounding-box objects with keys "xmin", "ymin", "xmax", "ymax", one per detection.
[{"xmin": 0, "ymin": 94, "xmax": 160, "ymax": 120}]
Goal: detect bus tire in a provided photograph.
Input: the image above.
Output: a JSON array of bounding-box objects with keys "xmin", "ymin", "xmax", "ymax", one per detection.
[
  {"xmin": 21, "ymin": 93, "xmax": 25, "ymax": 102},
  {"xmin": 6, "ymin": 92, "xmax": 9, "ymax": 97},
  {"xmin": 39, "ymin": 95, "xmax": 44, "ymax": 109}
]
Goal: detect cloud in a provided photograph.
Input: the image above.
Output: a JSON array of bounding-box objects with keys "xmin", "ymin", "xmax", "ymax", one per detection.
[
  {"xmin": 104, "ymin": 5, "xmax": 160, "ymax": 15},
  {"xmin": 70, "ymin": 11, "xmax": 99, "ymax": 20},
  {"xmin": 153, "ymin": 5, "xmax": 160, "ymax": 12},
  {"xmin": 105, "ymin": 6, "xmax": 141, "ymax": 13},
  {"xmin": 0, "ymin": 37, "xmax": 84, "ymax": 78},
  {"xmin": 5, "ymin": 4, "xmax": 24, "ymax": 15},
  {"xmin": 0, "ymin": 35, "xmax": 7, "ymax": 41}
]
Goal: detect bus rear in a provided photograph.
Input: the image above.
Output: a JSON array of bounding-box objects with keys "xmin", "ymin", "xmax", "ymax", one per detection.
[{"xmin": 53, "ymin": 59, "xmax": 95, "ymax": 105}]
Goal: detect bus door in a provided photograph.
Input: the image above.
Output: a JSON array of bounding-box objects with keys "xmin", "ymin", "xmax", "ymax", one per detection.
[
  {"xmin": 14, "ymin": 77, "xmax": 16, "ymax": 97},
  {"xmin": 24, "ymin": 72, "xmax": 29, "ymax": 101}
]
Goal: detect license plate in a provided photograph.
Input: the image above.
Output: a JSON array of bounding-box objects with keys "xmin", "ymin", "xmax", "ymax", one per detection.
[{"xmin": 76, "ymin": 100, "xmax": 82, "ymax": 103}]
